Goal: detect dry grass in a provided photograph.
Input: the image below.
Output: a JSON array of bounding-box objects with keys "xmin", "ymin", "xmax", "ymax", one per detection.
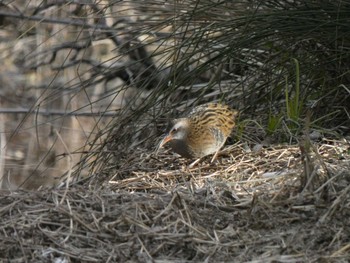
[{"xmin": 1, "ymin": 139, "xmax": 349, "ymax": 262}]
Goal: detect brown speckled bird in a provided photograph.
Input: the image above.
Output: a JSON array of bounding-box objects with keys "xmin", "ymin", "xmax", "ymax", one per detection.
[{"xmin": 158, "ymin": 103, "xmax": 238, "ymax": 163}]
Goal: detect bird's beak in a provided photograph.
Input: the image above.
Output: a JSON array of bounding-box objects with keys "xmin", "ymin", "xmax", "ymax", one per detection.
[
  {"xmin": 159, "ymin": 134, "xmax": 173, "ymax": 148},
  {"xmin": 156, "ymin": 134, "xmax": 173, "ymax": 155}
]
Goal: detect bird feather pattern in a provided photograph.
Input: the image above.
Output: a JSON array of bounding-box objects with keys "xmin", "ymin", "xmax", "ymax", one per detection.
[{"xmin": 159, "ymin": 102, "xmax": 238, "ymax": 159}]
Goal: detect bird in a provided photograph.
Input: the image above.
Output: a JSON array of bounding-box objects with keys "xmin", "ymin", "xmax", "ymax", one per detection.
[{"xmin": 158, "ymin": 102, "xmax": 238, "ymax": 164}]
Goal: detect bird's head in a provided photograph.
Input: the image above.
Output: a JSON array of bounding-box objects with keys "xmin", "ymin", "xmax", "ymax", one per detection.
[{"xmin": 158, "ymin": 118, "xmax": 190, "ymax": 148}]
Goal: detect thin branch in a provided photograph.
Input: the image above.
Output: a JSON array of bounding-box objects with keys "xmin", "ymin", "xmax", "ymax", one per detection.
[
  {"xmin": 0, "ymin": 10, "xmax": 111, "ymax": 30},
  {"xmin": 0, "ymin": 108, "xmax": 117, "ymax": 117}
]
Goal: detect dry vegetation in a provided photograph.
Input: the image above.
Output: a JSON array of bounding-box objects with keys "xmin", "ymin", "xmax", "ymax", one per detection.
[
  {"xmin": 1, "ymin": 140, "xmax": 350, "ymax": 262},
  {"xmin": 0, "ymin": 0, "xmax": 349, "ymax": 262}
]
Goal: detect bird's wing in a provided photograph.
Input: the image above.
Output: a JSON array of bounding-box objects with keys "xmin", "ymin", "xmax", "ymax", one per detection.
[{"xmin": 189, "ymin": 103, "xmax": 238, "ymax": 137}]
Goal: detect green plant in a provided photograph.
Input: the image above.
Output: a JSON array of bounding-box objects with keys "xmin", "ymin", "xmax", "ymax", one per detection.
[
  {"xmin": 267, "ymin": 113, "xmax": 283, "ymax": 135},
  {"xmin": 285, "ymin": 58, "xmax": 303, "ymax": 132}
]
